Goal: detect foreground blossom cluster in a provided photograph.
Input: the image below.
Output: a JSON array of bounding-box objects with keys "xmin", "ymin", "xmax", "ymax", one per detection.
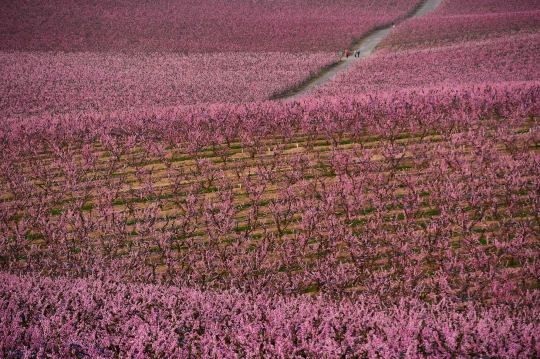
[
  {"xmin": 1, "ymin": 83, "xmax": 539, "ymax": 357},
  {"xmin": 0, "ymin": 0, "xmax": 419, "ymax": 53},
  {"xmin": 2, "ymin": 273, "xmax": 539, "ymax": 358}
]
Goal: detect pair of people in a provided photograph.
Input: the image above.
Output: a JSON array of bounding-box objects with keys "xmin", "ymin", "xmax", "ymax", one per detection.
[{"xmin": 341, "ymin": 50, "xmax": 360, "ymax": 59}]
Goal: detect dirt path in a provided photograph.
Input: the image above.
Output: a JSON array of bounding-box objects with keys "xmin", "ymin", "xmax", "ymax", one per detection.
[{"xmin": 271, "ymin": 0, "xmax": 442, "ymax": 100}]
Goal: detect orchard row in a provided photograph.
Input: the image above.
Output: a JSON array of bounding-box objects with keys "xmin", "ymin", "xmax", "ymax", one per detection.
[{"xmin": 2, "ymin": 272, "xmax": 538, "ymax": 358}]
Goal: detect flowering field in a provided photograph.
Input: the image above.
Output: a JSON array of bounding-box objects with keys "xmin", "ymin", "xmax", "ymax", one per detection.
[
  {"xmin": 0, "ymin": 51, "xmax": 336, "ymax": 117},
  {"xmin": 0, "ymin": 0, "xmax": 419, "ymax": 53},
  {"xmin": 381, "ymin": 10, "xmax": 540, "ymax": 50},
  {"xmin": 310, "ymin": 32, "xmax": 540, "ymax": 96},
  {"xmin": 431, "ymin": 0, "xmax": 540, "ymax": 15},
  {"xmin": 2, "ymin": 0, "xmax": 540, "ymax": 357},
  {"xmin": 1, "ymin": 83, "xmax": 540, "ymax": 357},
  {"xmin": 381, "ymin": 0, "xmax": 540, "ymax": 50},
  {"xmin": 0, "ymin": 0, "xmax": 422, "ymax": 114},
  {"xmin": 310, "ymin": 0, "xmax": 540, "ymax": 98}
]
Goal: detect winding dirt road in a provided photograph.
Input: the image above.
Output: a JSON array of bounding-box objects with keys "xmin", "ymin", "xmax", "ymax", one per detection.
[{"xmin": 272, "ymin": 0, "xmax": 442, "ymax": 99}]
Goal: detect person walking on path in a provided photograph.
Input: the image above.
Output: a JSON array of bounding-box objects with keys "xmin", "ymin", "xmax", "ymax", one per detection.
[{"xmin": 345, "ymin": 50, "xmax": 350, "ymax": 58}]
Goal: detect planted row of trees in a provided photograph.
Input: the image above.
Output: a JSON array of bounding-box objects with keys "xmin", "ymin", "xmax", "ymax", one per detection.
[{"xmin": 2, "ymin": 272, "xmax": 539, "ymax": 358}]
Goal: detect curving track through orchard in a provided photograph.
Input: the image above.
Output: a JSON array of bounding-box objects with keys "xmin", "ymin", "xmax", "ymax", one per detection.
[{"xmin": 272, "ymin": 0, "xmax": 442, "ymax": 100}]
